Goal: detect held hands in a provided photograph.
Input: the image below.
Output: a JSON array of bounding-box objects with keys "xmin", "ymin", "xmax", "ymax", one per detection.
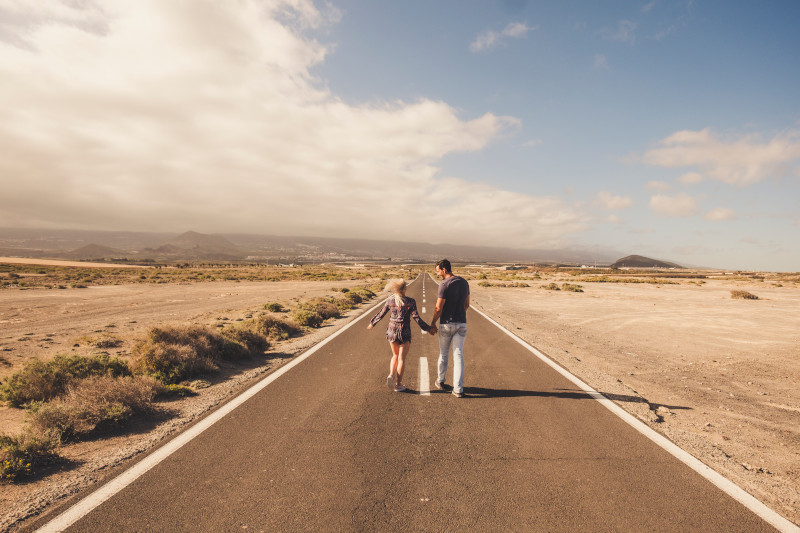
[
  {"xmin": 428, "ymin": 325, "xmax": 438, "ymax": 335},
  {"xmin": 366, "ymin": 324, "xmax": 373, "ymax": 330}
]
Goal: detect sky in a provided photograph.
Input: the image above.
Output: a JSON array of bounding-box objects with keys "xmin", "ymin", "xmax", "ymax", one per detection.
[{"xmin": 0, "ymin": 0, "xmax": 798, "ymax": 271}]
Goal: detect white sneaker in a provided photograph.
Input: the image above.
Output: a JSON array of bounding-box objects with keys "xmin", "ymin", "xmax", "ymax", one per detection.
[{"xmin": 386, "ymin": 375, "xmax": 394, "ymax": 389}]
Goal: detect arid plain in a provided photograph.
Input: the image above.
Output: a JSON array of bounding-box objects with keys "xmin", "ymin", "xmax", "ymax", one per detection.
[{"xmin": 1, "ymin": 261, "xmax": 798, "ymax": 529}]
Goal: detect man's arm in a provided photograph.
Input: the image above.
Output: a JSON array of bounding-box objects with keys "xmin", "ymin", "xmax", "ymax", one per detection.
[
  {"xmin": 430, "ymin": 297, "xmax": 446, "ymax": 327},
  {"xmin": 464, "ymin": 293, "xmax": 470, "ymax": 311}
]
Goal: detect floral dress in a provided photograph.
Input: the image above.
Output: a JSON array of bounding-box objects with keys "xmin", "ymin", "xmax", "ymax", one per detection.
[{"xmin": 370, "ymin": 296, "xmax": 431, "ymax": 343}]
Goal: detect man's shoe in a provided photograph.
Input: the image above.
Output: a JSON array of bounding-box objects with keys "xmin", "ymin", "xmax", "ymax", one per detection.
[
  {"xmin": 452, "ymin": 390, "xmax": 463, "ymax": 398},
  {"xmin": 434, "ymin": 380, "xmax": 444, "ymax": 390},
  {"xmin": 387, "ymin": 375, "xmax": 394, "ymax": 389}
]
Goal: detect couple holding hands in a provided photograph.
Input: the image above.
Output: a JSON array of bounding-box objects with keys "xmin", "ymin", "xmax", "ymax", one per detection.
[{"xmin": 366, "ymin": 259, "xmax": 470, "ymax": 397}]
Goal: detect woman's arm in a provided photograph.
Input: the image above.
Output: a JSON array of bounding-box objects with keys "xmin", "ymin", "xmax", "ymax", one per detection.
[
  {"xmin": 410, "ymin": 300, "xmax": 431, "ymax": 332},
  {"xmin": 367, "ymin": 299, "xmax": 390, "ymax": 329}
]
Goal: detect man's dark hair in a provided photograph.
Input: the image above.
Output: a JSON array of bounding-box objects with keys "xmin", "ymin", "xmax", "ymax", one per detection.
[{"xmin": 436, "ymin": 259, "xmax": 452, "ymax": 273}]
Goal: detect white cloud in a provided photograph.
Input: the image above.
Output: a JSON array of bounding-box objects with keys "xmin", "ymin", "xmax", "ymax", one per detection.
[
  {"xmin": 595, "ymin": 191, "xmax": 632, "ymax": 210},
  {"xmin": 470, "ymin": 21, "xmax": 536, "ymax": 52},
  {"xmin": 650, "ymin": 193, "xmax": 699, "ymax": 217},
  {"xmin": 642, "ymin": 2, "xmax": 656, "ymax": 13},
  {"xmin": 641, "ymin": 128, "xmax": 800, "ymax": 186},
  {"xmin": 654, "ymin": 25, "xmax": 676, "ymax": 41},
  {"xmin": 522, "ymin": 139, "xmax": 542, "ymax": 147},
  {"xmin": 604, "ymin": 214, "xmax": 624, "ymax": 224},
  {"xmin": 678, "ymin": 172, "xmax": 703, "ymax": 185},
  {"xmin": 0, "ymin": 1, "xmax": 583, "ymax": 249},
  {"xmin": 705, "ymin": 207, "xmax": 737, "ymax": 221},
  {"xmin": 646, "ymin": 180, "xmax": 672, "ymax": 191},
  {"xmin": 600, "ymin": 20, "xmax": 637, "ymax": 44},
  {"xmin": 593, "ymin": 54, "xmax": 609, "ymax": 70}
]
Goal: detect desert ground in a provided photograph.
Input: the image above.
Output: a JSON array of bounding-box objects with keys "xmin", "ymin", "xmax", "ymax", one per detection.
[{"xmin": 1, "ymin": 264, "xmax": 799, "ymax": 529}]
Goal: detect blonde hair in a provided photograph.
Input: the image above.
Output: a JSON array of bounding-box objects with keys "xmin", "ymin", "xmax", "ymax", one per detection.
[{"xmin": 385, "ymin": 279, "xmax": 407, "ymax": 306}]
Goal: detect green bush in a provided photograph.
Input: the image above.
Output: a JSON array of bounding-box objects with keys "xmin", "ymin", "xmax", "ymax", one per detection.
[
  {"xmin": 292, "ymin": 309, "xmax": 324, "ymax": 328},
  {"xmin": 264, "ymin": 302, "xmax": 285, "ymax": 312},
  {"xmin": 344, "ymin": 291, "xmax": 362, "ymax": 304},
  {"xmin": 28, "ymin": 375, "xmax": 161, "ymax": 442},
  {"xmin": 352, "ymin": 288, "xmax": 375, "ymax": 300},
  {"xmin": 0, "ymin": 433, "xmax": 59, "ymax": 482},
  {"xmin": 541, "ymin": 283, "xmax": 560, "ymax": 291},
  {"xmin": 562, "ymin": 283, "xmax": 584, "ymax": 292},
  {"xmin": 1, "ymin": 354, "xmax": 131, "ymax": 407}
]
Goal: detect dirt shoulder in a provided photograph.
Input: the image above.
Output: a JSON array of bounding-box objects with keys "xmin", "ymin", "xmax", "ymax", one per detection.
[{"xmin": 471, "ymin": 277, "xmax": 800, "ymax": 526}]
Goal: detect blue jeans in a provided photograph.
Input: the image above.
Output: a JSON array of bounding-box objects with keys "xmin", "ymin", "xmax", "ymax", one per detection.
[{"xmin": 437, "ymin": 322, "xmax": 467, "ymax": 393}]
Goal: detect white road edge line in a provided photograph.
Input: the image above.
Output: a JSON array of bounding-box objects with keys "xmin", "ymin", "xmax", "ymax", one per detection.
[
  {"xmin": 471, "ymin": 305, "xmax": 799, "ymax": 533},
  {"xmin": 37, "ymin": 296, "xmax": 389, "ymax": 533},
  {"xmin": 419, "ymin": 357, "xmax": 430, "ymax": 396}
]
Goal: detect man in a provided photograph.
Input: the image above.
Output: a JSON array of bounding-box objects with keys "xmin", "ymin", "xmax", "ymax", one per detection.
[{"xmin": 429, "ymin": 259, "xmax": 470, "ymax": 398}]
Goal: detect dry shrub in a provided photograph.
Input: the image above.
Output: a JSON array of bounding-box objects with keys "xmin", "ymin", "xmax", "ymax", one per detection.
[
  {"xmin": 28, "ymin": 375, "xmax": 162, "ymax": 442},
  {"xmin": 561, "ymin": 283, "xmax": 584, "ymax": 292},
  {"xmin": 222, "ymin": 327, "xmax": 270, "ymax": 353},
  {"xmin": 247, "ymin": 315, "xmax": 301, "ymax": 341},
  {"xmin": 731, "ymin": 290, "xmax": 759, "ymax": 300},
  {"xmin": 131, "ymin": 326, "xmax": 240, "ymax": 384},
  {"xmin": 541, "ymin": 283, "xmax": 561, "ymax": 291},
  {"xmin": 299, "ymin": 297, "xmax": 341, "ymax": 319},
  {"xmin": 131, "ymin": 323, "xmax": 272, "ymax": 384},
  {"xmin": 132, "ymin": 335, "xmax": 215, "ymax": 384},
  {"xmin": 1, "ymin": 354, "xmax": 131, "ymax": 407}
]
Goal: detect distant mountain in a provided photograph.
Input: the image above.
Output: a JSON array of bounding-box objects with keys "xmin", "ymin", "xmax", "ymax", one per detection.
[
  {"xmin": 0, "ymin": 227, "xmax": 625, "ymax": 265},
  {"xmin": 611, "ymin": 255, "xmax": 683, "ymax": 269},
  {"xmin": 63, "ymin": 244, "xmax": 126, "ymax": 260},
  {"xmin": 165, "ymin": 231, "xmax": 241, "ymax": 252},
  {"xmin": 141, "ymin": 231, "xmax": 244, "ymax": 260}
]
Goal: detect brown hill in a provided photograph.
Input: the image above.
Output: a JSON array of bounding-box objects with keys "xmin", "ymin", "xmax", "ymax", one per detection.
[
  {"xmin": 63, "ymin": 244, "xmax": 126, "ymax": 260},
  {"xmin": 148, "ymin": 231, "xmax": 245, "ymax": 260},
  {"xmin": 611, "ymin": 255, "xmax": 682, "ymax": 269}
]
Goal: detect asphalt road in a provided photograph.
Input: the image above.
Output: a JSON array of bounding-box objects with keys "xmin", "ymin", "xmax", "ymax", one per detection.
[{"xmin": 33, "ymin": 274, "xmax": 783, "ymax": 532}]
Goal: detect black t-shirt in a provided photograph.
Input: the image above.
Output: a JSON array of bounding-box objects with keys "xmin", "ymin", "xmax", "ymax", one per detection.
[{"xmin": 438, "ymin": 275, "xmax": 469, "ymax": 324}]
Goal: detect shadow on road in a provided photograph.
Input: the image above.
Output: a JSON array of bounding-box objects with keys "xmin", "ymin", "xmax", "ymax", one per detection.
[{"xmin": 459, "ymin": 386, "xmax": 692, "ymax": 412}]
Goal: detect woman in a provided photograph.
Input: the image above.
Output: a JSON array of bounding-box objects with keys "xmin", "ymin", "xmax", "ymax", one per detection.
[{"xmin": 367, "ymin": 279, "xmax": 433, "ymax": 392}]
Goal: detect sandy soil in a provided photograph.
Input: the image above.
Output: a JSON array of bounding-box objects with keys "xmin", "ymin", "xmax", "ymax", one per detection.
[
  {"xmin": 471, "ymin": 276, "xmax": 800, "ymax": 526},
  {"xmin": 0, "ymin": 257, "xmax": 150, "ymax": 269}
]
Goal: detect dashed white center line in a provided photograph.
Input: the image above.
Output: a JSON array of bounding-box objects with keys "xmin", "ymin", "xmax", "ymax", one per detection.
[{"xmin": 418, "ymin": 357, "xmax": 430, "ymax": 396}]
